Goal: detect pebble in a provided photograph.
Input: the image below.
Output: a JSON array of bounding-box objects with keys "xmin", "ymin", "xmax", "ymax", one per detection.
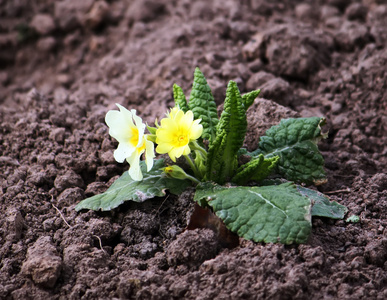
[
  {"xmin": 30, "ymin": 14, "xmax": 56, "ymax": 36},
  {"xmin": 345, "ymin": 3, "xmax": 368, "ymax": 21},
  {"xmin": 54, "ymin": 170, "xmax": 84, "ymax": 192},
  {"xmin": 364, "ymin": 239, "xmax": 387, "ymax": 267},
  {"xmin": 5, "ymin": 207, "xmax": 24, "ymax": 241},
  {"xmin": 295, "ymin": 4, "xmax": 316, "ymax": 21},
  {"xmin": 84, "ymin": 1, "xmax": 110, "ymax": 29},
  {"xmin": 21, "ymin": 236, "xmax": 62, "ymax": 288},
  {"xmin": 36, "ymin": 37, "xmax": 56, "ymax": 52},
  {"xmin": 49, "ymin": 127, "xmax": 66, "ymax": 143},
  {"xmin": 166, "ymin": 229, "xmax": 220, "ymax": 267}
]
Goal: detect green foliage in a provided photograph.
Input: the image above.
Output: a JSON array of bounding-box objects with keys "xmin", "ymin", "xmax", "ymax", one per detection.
[
  {"xmin": 173, "ymin": 84, "xmax": 189, "ymax": 113},
  {"xmin": 75, "ymin": 159, "xmax": 190, "ymax": 211},
  {"xmin": 232, "ymin": 154, "xmax": 279, "ymax": 185},
  {"xmin": 252, "ymin": 117, "xmax": 327, "ymax": 185},
  {"xmin": 76, "ymin": 67, "xmax": 348, "ymax": 246},
  {"xmin": 242, "ymin": 89, "xmax": 260, "ymax": 110},
  {"xmin": 188, "ymin": 67, "xmax": 219, "ymax": 141},
  {"xmin": 194, "ymin": 182, "xmax": 312, "ymax": 244},
  {"xmin": 346, "ymin": 215, "xmax": 360, "ymax": 223},
  {"xmin": 297, "ymin": 186, "xmax": 348, "ymax": 219},
  {"xmin": 206, "ymin": 81, "xmax": 247, "ymax": 184}
]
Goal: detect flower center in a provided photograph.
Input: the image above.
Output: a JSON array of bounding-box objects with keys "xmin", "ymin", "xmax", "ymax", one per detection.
[
  {"xmin": 129, "ymin": 127, "xmax": 139, "ymax": 147},
  {"xmin": 176, "ymin": 134, "xmax": 188, "ymax": 146},
  {"xmin": 136, "ymin": 139, "xmax": 146, "ymax": 154}
]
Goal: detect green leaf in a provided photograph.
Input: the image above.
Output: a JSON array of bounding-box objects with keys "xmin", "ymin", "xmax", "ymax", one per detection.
[
  {"xmin": 252, "ymin": 117, "xmax": 327, "ymax": 185},
  {"xmin": 75, "ymin": 159, "xmax": 190, "ymax": 211},
  {"xmin": 297, "ymin": 186, "xmax": 348, "ymax": 219},
  {"xmin": 188, "ymin": 67, "xmax": 219, "ymax": 141},
  {"xmin": 194, "ymin": 182, "xmax": 312, "ymax": 244},
  {"xmin": 346, "ymin": 215, "xmax": 360, "ymax": 223},
  {"xmin": 242, "ymin": 89, "xmax": 260, "ymax": 110},
  {"xmin": 206, "ymin": 81, "xmax": 247, "ymax": 184},
  {"xmin": 173, "ymin": 84, "xmax": 189, "ymax": 113},
  {"xmin": 232, "ymin": 154, "xmax": 279, "ymax": 185}
]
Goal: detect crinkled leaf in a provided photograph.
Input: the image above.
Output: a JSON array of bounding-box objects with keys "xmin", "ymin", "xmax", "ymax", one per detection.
[
  {"xmin": 173, "ymin": 84, "xmax": 189, "ymax": 113},
  {"xmin": 297, "ymin": 186, "xmax": 348, "ymax": 219},
  {"xmin": 188, "ymin": 67, "xmax": 218, "ymax": 141},
  {"xmin": 346, "ymin": 215, "xmax": 360, "ymax": 223},
  {"xmin": 75, "ymin": 159, "xmax": 190, "ymax": 211},
  {"xmin": 242, "ymin": 89, "xmax": 260, "ymax": 110},
  {"xmin": 206, "ymin": 81, "xmax": 247, "ymax": 184},
  {"xmin": 252, "ymin": 117, "xmax": 327, "ymax": 185},
  {"xmin": 232, "ymin": 154, "xmax": 279, "ymax": 185},
  {"xmin": 194, "ymin": 182, "xmax": 312, "ymax": 244}
]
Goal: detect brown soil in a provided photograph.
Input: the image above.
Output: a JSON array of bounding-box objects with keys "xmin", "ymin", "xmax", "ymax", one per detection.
[{"xmin": 1, "ymin": 0, "xmax": 386, "ymax": 299}]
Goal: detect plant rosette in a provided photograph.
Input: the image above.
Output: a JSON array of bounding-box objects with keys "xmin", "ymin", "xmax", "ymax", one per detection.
[{"xmin": 76, "ymin": 68, "xmax": 347, "ymax": 244}]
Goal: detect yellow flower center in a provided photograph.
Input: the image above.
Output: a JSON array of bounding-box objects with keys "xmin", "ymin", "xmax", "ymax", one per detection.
[
  {"xmin": 177, "ymin": 134, "xmax": 188, "ymax": 146},
  {"xmin": 130, "ymin": 127, "xmax": 139, "ymax": 147},
  {"xmin": 137, "ymin": 140, "xmax": 146, "ymax": 153}
]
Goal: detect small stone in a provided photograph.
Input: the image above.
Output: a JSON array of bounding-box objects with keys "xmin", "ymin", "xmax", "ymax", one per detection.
[
  {"xmin": 54, "ymin": 0, "xmax": 94, "ymax": 31},
  {"xmin": 58, "ymin": 187, "xmax": 85, "ymax": 206},
  {"xmin": 99, "ymin": 150, "xmax": 115, "ymax": 164},
  {"xmin": 5, "ymin": 207, "xmax": 24, "ymax": 241},
  {"xmin": 246, "ymin": 71, "xmax": 275, "ymax": 90},
  {"xmin": 85, "ymin": 181, "xmax": 108, "ymax": 196},
  {"xmin": 27, "ymin": 170, "xmax": 48, "ymax": 187},
  {"xmin": 56, "ymin": 74, "xmax": 73, "ymax": 88},
  {"xmin": 345, "ymin": 3, "xmax": 368, "ymax": 21},
  {"xmin": 335, "ymin": 21, "xmax": 370, "ymax": 51},
  {"xmin": 370, "ymin": 173, "xmax": 387, "ymax": 191},
  {"xmin": 87, "ymin": 218, "xmax": 119, "ymax": 242},
  {"xmin": 37, "ymin": 153, "xmax": 55, "ymax": 166},
  {"xmin": 295, "ymin": 4, "xmax": 316, "ymax": 21},
  {"xmin": 36, "ymin": 37, "xmax": 56, "ymax": 52},
  {"xmin": 242, "ymin": 32, "xmax": 264, "ymax": 60},
  {"xmin": 49, "ymin": 127, "xmax": 66, "ymax": 143},
  {"xmin": 320, "ymin": 5, "xmax": 340, "ymax": 20},
  {"xmin": 364, "ymin": 239, "xmax": 387, "ymax": 267},
  {"xmin": 21, "ymin": 236, "xmax": 62, "ymax": 288},
  {"xmin": 30, "ymin": 14, "xmax": 56, "ymax": 35},
  {"xmin": 84, "ymin": 1, "xmax": 110, "ymax": 29},
  {"xmin": 54, "ymin": 170, "xmax": 84, "ymax": 192},
  {"xmin": 166, "ymin": 229, "xmax": 220, "ymax": 267},
  {"xmin": 126, "ymin": 0, "xmax": 167, "ymax": 24},
  {"xmin": 246, "ymin": 71, "xmax": 290, "ymax": 105},
  {"xmin": 259, "ymin": 77, "xmax": 290, "ymax": 104}
]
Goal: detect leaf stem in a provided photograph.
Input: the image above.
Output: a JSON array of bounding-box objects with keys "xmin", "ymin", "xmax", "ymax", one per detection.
[
  {"xmin": 189, "ymin": 140, "xmax": 207, "ymax": 157},
  {"xmin": 186, "ymin": 174, "xmax": 201, "ymax": 184},
  {"xmin": 184, "ymin": 154, "xmax": 200, "ymax": 179}
]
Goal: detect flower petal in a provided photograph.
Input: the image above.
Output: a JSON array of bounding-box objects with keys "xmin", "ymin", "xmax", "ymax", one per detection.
[
  {"xmin": 131, "ymin": 109, "xmax": 146, "ymax": 147},
  {"xmin": 190, "ymin": 121, "xmax": 203, "ymax": 140},
  {"xmin": 156, "ymin": 128, "xmax": 174, "ymax": 142},
  {"xmin": 169, "ymin": 146, "xmax": 188, "ymax": 161},
  {"xmin": 145, "ymin": 138, "xmax": 155, "ymax": 171},
  {"xmin": 127, "ymin": 152, "xmax": 143, "ymax": 181},
  {"xmin": 114, "ymin": 142, "xmax": 135, "ymax": 163},
  {"xmin": 116, "ymin": 104, "xmax": 136, "ymax": 127},
  {"xmin": 156, "ymin": 143, "xmax": 173, "ymax": 154}
]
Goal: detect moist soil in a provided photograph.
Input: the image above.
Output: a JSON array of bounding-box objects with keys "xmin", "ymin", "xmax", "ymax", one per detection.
[{"xmin": 1, "ymin": 0, "xmax": 386, "ymax": 299}]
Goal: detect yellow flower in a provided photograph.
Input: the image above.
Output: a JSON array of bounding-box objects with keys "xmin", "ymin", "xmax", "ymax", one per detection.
[
  {"xmin": 156, "ymin": 107, "xmax": 203, "ymax": 162},
  {"xmin": 105, "ymin": 104, "xmax": 155, "ymax": 181}
]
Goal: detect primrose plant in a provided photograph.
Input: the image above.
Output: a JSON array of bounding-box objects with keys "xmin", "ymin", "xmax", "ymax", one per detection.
[{"xmin": 76, "ymin": 68, "xmax": 347, "ymax": 244}]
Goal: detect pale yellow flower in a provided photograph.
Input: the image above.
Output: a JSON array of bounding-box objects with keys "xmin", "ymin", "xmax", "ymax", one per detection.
[
  {"xmin": 156, "ymin": 107, "xmax": 203, "ymax": 162},
  {"xmin": 105, "ymin": 104, "xmax": 155, "ymax": 181}
]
